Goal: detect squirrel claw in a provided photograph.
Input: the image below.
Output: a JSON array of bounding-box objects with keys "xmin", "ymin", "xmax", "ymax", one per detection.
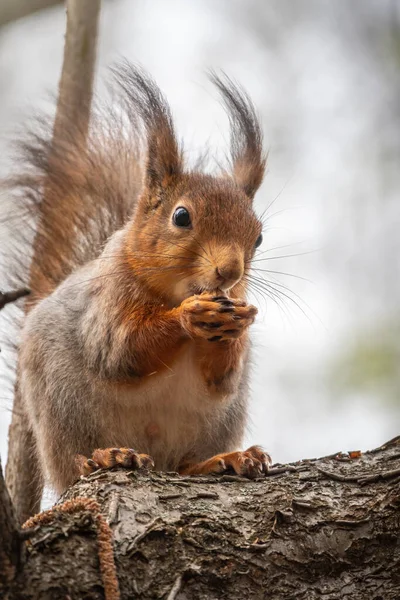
[
  {"xmin": 76, "ymin": 447, "xmax": 155, "ymax": 477},
  {"xmin": 180, "ymin": 293, "xmax": 257, "ymax": 342},
  {"xmin": 179, "ymin": 446, "xmax": 271, "ymax": 479}
]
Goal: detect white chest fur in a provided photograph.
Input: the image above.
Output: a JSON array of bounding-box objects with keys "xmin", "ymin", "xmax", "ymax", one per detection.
[{"xmin": 103, "ymin": 347, "xmax": 225, "ymax": 470}]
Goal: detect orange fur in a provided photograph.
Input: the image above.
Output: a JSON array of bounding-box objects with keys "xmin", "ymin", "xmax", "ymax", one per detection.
[
  {"xmin": 76, "ymin": 448, "xmax": 154, "ymax": 476},
  {"xmin": 180, "ymin": 446, "xmax": 271, "ymax": 479}
]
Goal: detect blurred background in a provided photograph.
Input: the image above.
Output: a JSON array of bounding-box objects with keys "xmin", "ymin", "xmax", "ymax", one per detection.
[{"xmin": 0, "ymin": 0, "xmax": 399, "ymax": 468}]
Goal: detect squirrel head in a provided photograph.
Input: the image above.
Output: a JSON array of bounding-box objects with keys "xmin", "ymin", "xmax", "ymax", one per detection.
[{"xmin": 118, "ymin": 65, "xmax": 266, "ymax": 305}]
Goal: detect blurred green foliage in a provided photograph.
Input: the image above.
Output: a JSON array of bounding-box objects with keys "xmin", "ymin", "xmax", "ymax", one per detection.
[{"xmin": 332, "ymin": 320, "xmax": 400, "ymax": 407}]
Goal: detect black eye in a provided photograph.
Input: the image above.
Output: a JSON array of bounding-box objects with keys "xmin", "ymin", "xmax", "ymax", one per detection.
[
  {"xmin": 173, "ymin": 207, "xmax": 191, "ymax": 228},
  {"xmin": 255, "ymin": 233, "xmax": 263, "ymax": 248}
]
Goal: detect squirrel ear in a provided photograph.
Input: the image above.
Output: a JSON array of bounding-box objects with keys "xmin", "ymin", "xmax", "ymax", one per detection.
[
  {"xmin": 145, "ymin": 120, "xmax": 182, "ymax": 191},
  {"xmin": 210, "ymin": 72, "xmax": 266, "ymax": 200},
  {"xmin": 113, "ymin": 62, "xmax": 183, "ymax": 192}
]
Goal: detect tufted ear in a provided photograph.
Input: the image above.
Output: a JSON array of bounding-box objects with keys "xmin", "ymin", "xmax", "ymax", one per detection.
[
  {"xmin": 113, "ymin": 62, "xmax": 183, "ymax": 193},
  {"xmin": 210, "ymin": 71, "xmax": 266, "ymax": 200}
]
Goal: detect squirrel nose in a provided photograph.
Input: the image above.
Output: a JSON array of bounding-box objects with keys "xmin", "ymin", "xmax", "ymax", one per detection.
[{"xmin": 216, "ymin": 263, "xmax": 243, "ymax": 289}]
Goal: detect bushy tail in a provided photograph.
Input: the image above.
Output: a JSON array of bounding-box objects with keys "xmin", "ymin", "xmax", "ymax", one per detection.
[
  {"xmin": 3, "ymin": 81, "xmax": 147, "ymax": 307},
  {"xmin": 1, "ymin": 63, "xmax": 155, "ymax": 521}
]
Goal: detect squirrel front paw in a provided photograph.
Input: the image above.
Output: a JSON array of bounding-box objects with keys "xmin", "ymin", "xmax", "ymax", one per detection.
[
  {"xmin": 76, "ymin": 447, "xmax": 154, "ymax": 476},
  {"xmin": 180, "ymin": 446, "xmax": 272, "ymax": 479},
  {"xmin": 179, "ymin": 293, "xmax": 257, "ymax": 342}
]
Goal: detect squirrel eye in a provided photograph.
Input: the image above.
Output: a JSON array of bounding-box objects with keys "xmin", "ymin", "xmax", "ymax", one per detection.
[
  {"xmin": 173, "ymin": 207, "xmax": 191, "ymax": 228},
  {"xmin": 255, "ymin": 233, "xmax": 263, "ymax": 249}
]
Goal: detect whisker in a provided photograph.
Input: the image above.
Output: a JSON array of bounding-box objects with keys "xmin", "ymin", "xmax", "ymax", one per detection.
[
  {"xmin": 95, "ymin": 252, "xmax": 194, "ymax": 263},
  {"xmin": 246, "ymin": 274, "xmax": 312, "ymax": 324},
  {"xmin": 249, "ymin": 266, "xmax": 324, "ymax": 328},
  {"xmin": 66, "ymin": 270, "xmax": 130, "ymax": 289},
  {"xmin": 251, "ymin": 249, "xmax": 318, "ymax": 262},
  {"xmin": 243, "ymin": 276, "xmax": 293, "ymax": 323},
  {"xmin": 255, "ymin": 275, "xmax": 315, "ymax": 315},
  {"xmin": 236, "ymin": 281, "xmax": 267, "ymax": 314},
  {"xmin": 258, "ymin": 175, "xmax": 294, "ymax": 222},
  {"xmin": 261, "ymin": 207, "xmax": 295, "ymax": 225},
  {"xmin": 138, "ymin": 229, "xmax": 210, "ymax": 263},
  {"xmin": 190, "ymin": 234, "xmax": 213, "ymax": 266},
  {"xmin": 251, "ymin": 267, "xmax": 312, "ymax": 283},
  {"xmin": 253, "ymin": 240, "xmax": 309, "ymax": 259},
  {"xmin": 130, "ymin": 265, "xmax": 194, "ymax": 273}
]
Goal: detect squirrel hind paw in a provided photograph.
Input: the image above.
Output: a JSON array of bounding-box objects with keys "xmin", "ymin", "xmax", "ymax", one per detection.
[{"xmin": 75, "ymin": 448, "xmax": 155, "ymax": 476}]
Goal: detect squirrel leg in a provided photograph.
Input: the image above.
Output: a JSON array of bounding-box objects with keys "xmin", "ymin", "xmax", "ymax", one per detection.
[
  {"xmin": 179, "ymin": 446, "xmax": 271, "ymax": 480},
  {"xmin": 179, "ymin": 294, "xmax": 256, "ymax": 394},
  {"xmin": 75, "ymin": 447, "xmax": 154, "ymax": 476}
]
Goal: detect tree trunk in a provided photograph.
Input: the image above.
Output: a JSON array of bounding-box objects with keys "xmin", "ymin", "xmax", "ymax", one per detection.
[
  {"xmin": 2, "ymin": 437, "xmax": 399, "ymax": 600},
  {"xmin": 5, "ymin": 0, "xmax": 101, "ymax": 524},
  {"xmin": 0, "ymin": 460, "xmax": 21, "ymax": 599}
]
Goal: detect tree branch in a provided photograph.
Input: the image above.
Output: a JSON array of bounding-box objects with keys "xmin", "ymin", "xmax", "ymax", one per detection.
[
  {"xmin": 4, "ymin": 437, "xmax": 400, "ymax": 599},
  {"xmin": 52, "ymin": 0, "xmax": 101, "ymax": 141},
  {"xmin": 0, "ymin": 288, "xmax": 30, "ymax": 310}
]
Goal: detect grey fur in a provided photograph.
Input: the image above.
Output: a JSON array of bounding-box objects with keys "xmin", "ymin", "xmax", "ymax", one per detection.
[{"xmin": 20, "ymin": 227, "xmax": 249, "ymax": 493}]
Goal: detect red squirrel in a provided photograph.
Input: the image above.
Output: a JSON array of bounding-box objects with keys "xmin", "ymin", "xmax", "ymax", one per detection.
[{"xmin": 13, "ymin": 63, "xmax": 270, "ymax": 499}]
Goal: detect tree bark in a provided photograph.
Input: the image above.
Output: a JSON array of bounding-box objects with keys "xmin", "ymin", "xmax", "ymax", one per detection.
[
  {"xmin": 5, "ymin": 0, "xmax": 101, "ymax": 524},
  {"xmin": 0, "ymin": 460, "xmax": 21, "ymax": 599},
  {"xmin": 2, "ymin": 437, "xmax": 399, "ymax": 600}
]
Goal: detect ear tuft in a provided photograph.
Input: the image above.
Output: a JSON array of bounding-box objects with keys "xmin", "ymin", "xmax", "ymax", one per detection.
[
  {"xmin": 209, "ymin": 71, "xmax": 266, "ymax": 200},
  {"xmin": 112, "ymin": 61, "xmax": 183, "ymax": 192}
]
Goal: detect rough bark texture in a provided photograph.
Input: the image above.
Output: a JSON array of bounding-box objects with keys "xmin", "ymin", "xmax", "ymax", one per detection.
[
  {"xmin": 0, "ymin": 460, "xmax": 21, "ymax": 598},
  {"xmin": 2, "ymin": 437, "xmax": 399, "ymax": 600},
  {"xmin": 5, "ymin": 0, "xmax": 101, "ymax": 525}
]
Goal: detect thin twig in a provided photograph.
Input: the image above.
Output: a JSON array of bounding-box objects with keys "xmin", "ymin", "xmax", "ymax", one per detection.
[{"xmin": 0, "ymin": 288, "xmax": 30, "ymax": 310}]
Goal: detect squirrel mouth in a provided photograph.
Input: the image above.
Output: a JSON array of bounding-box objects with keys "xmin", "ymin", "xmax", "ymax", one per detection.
[{"xmin": 189, "ymin": 283, "xmax": 228, "ymax": 297}]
